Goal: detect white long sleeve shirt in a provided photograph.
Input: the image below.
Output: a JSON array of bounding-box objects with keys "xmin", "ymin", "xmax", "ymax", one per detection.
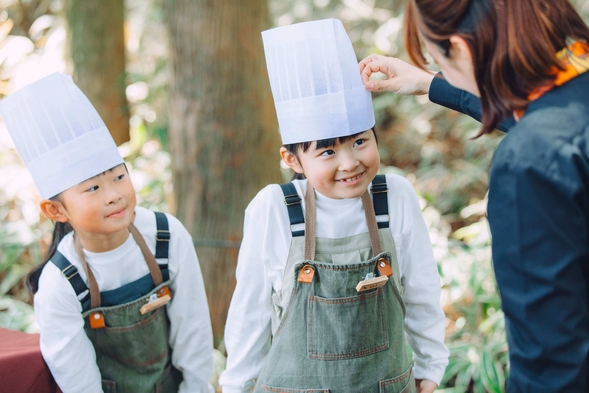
[
  {"xmin": 220, "ymin": 175, "xmax": 449, "ymax": 393},
  {"xmin": 34, "ymin": 206, "xmax": 214, "ymax": 393}
]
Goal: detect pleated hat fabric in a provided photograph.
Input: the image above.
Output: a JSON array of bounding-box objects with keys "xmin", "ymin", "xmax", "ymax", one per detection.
[
  {"xmin": 0, "ymin": 73, "xmax": 123, "ymax": 199},
  {"xmin": 262, "ymin": 18, "xmax": 375, "ymax": 144}
]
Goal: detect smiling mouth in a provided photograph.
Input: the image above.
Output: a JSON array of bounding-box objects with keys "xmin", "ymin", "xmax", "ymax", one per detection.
[
  {"xmin": 107, "ymin": 207, "xmax": 126, "ymax": 218},
  {"xmin": 337, "ymin": 172, "xmax": 364, "ymax": 183}
]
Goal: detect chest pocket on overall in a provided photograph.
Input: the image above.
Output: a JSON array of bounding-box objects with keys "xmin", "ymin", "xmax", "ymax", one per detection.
[
  {"xmin": 307, "ymin": 282, "xmax": 389, "ymax": 360},
  {"xmin": 280, "ymin": 177, "xmax": 402, "ymax": 361}
]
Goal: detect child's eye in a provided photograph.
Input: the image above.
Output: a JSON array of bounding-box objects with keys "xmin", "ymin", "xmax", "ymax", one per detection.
[
  {"xmin": 353, "ymin": 139, "xmax": 365, "ymax": 147},
  {"xmin": 320, "ymin": 150, "xmax": 335, "ymax": 157},
  {"xmin": 115, "ymin": 174, "xmax": 125, "ymax": 181},
  {"xmin": 86, "ymin": 186, "xmax": 99, "ymax": 192}
]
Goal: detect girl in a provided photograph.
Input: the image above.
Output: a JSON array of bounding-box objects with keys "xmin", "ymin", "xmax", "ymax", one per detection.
[
  {"xmin": 0, "ymin": 73, "xmax": 214, "ymax": 393},
  {"xmin": 360, "ymin": 0, "xmax": 589, "ymax": 391},
  {"xmin": 219, "ymin": 19, "xmax": 448, "ymax": 393}
]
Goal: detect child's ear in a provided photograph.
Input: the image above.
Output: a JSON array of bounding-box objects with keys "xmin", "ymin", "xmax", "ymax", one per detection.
[
  {"xmin": 39, "ymin": 199, "xmax": 69, "ymax": 223},
  {"xmin": 279, "ymin": 147, "xmax": 304, "ymax": 174}
]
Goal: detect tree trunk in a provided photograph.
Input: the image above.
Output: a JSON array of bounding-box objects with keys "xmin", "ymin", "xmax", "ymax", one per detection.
[
  {"xmin": 64, "ymin": 0, "xmax": 129, "ymax": 146},
  {"xmin": 164, "ymin": 0, "xmax": 281, "ymax": 341}
]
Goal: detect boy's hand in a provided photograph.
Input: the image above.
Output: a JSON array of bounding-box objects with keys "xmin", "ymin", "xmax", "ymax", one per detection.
[
  {"xmin": 358, "ymin": 54, "xmax": 436, "ymax": 96},
  {"xmin": 415, "ymin": 378, "xmax": 438, "ymax": 393}
]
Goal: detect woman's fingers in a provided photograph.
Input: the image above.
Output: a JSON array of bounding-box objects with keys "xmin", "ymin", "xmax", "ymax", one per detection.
[
  {"xmin": 359, "ymin": 55, "xmax": 436, "ymax": 96},
  {"xmin": 365, "ymin": 78, "xmax": 398, "ymax": 92},
  {"xmin": 359, "ymin": 55, "xmax": 392, "ymax": 82},
  {"xmin": 359, "ymin": 54, "xmax": 387, "ymax": 73},
  {"xmin": 360, "ymin": 59, "xmax": 393, "ymax": 84}
]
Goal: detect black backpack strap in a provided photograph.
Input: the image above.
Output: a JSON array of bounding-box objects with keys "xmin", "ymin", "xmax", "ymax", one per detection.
[
  {"xmin": 154, "ymin": 211, "xmax": 170, "ymax": 267},
  {"xmin": 371, "ymin": 174, "xmax": 389, "ymax": 229},
  {"xmin": 279, "ymin": 183, "xmax": 305, "ymax": 237},
  {"xmin": 50, "ymin": 251, "xmax": 91, "ymax": 309}
]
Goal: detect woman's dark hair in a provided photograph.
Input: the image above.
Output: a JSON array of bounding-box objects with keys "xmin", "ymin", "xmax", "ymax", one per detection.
[
  {"xmin": 405, "ymin": 0, "xmax": 589, "ymax": 136},
  {"xmin": 26, "ymin": 194, "xmax": 73, "ymax": 296},
  {"xmin": 283, "ymin": 127, "xmax": 377, "ymax": 180}
]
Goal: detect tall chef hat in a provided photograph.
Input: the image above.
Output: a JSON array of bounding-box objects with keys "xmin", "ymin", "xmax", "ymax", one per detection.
[
  {"xmin": 0, "ymin": 72, "xmax": 123, "ymax": 199},
  {"xmin": 262, "ymin": 18, "xmax": 375, "ymax": 145}
]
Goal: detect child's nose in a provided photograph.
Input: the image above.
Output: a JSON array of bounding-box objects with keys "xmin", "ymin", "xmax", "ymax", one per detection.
[
  {"xmin": 105, "ymin": 186, "xmax": 123, "ymax": 204},
  {"xmin": 338, "ymin": 151, "xmax": 359, "ymax": 171}
]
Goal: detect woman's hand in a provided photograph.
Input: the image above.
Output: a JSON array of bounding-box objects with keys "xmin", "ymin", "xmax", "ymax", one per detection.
[
  {"xmin": 415, "ymin": 378, "xmax": 438, "ymax": 393},
  {"xmin": 359, "ymin": 54, "xmax": 436, "ymax": 96}
]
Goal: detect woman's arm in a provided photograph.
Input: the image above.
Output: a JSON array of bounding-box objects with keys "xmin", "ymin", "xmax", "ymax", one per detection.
[
  {"xmin": 359, "ymin": 55, "xmax": 515, "ymax": 132},
  {"xmin": 428, "ymin": 75, "xmax": 515, "ymax": 132}
]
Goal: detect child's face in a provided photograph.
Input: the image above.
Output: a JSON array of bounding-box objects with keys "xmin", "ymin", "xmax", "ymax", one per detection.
[
  {"xmin": 283, "ymin": 130, "xmax": 380, "ymax": 199},
  {"xmin": 58, "ymin": 164, "xmax": 137, "ymax": 239}
]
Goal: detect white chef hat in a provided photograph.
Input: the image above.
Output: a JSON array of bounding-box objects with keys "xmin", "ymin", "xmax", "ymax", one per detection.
[
  {"xmin": 262, "ymin": 18, "xmax": 375, "ymax": 145},
  {"xmin": 0, "ymin": 73, "xmax": 123, "ymax": 199}
]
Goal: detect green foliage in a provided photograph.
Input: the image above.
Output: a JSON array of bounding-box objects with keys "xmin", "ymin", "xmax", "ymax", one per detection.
[
  {"xmin": 438, "ymin": 216, "xmax": 508, "ymax": 392},
  {"xmin": 440, "ymin": 315, "xmax": 508, "ymax": 393},
  {"xmin": 0, "ymin": 153, "xmax": 48, "ymax": 332},
  {"xmin": 2, "ymin": 1, "xmax": 589, "ymax": 392},
  {"xmin": 0, "ymin": 297, "xmax": 37, "ymax": 332}
]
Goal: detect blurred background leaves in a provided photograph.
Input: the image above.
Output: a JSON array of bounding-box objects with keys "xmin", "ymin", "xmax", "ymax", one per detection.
[{"xmin": 1, "ymin": 0, "xmax": 589, "ymax": 391}]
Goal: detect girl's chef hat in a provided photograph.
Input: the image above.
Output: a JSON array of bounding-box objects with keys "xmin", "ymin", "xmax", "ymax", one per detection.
[
  {"xmin": 262, "ymin": 18, "xmax": 375, "ymax": 145},
  {"xmin": 0, "ymin": 73, "xmax": 123, "ymax": 199}
]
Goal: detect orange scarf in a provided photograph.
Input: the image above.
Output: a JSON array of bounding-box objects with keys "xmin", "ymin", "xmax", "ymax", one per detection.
[{"xmin": 514, "ymin": 40, "xmax": 589, "ymax": 120}]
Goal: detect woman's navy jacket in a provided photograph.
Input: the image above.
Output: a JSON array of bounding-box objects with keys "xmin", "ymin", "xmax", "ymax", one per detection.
[{"xmin": 429, "ymin": 73, "xmax": 589, "ymax": 392}]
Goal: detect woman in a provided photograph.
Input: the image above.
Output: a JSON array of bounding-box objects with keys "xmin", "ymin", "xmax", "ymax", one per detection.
[{"xmin": 359, "ymin": 0, "xmax": 589, "ymax": 391}]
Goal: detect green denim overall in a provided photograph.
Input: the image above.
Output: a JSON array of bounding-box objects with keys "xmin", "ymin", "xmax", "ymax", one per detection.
[
  {"xmin": 255, "ymin": 177, "xmax": 416, "ymax": 393},
  {"xmin": 52, "ymin": 212, "xmax": 182, "ymax": 393}
]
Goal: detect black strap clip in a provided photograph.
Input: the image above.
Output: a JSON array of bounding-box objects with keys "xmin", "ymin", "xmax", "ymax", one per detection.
[
  {"xmin": 156, "ymin": 230, "xmax": 171, "ymax": 242},
  {"xmin": 371, "ymin": 182, "xmax": 388, "ymax": 194},
  {"xmin": 284, "ymin": 193, "xmax": 302, "ymax": 206},
  {"xmin": 61, "ymin": 264, "xmax": 79, "ymax": 280},
  {"xmin": 371, "ymin": 174, "xmax": 389, "ymax": 229},
  {"xmin": 280, "ymin": 183, "xmax": 305, "ymax": 237}
]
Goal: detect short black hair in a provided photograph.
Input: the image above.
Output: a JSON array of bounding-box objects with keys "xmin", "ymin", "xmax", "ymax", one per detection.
[{"xmin": 283, "ymin": 127, "xmax": 377, "ymax": 155}]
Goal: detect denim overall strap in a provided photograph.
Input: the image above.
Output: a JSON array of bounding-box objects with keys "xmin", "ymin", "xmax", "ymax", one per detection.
[
  {"xmin": 74, "ymin": 222, "xmax": 164, "ymax": 309},
  {"xmin": 371, "ymin": 174, "xmax": 389, "ymax": 229},
  {"xmin": 271, "ymin": 184, "xmax": 307, "ymax": 331},
  {"xmin": 49, "ymin": 251, "xmax": 91, "ymax": 310},
  {"xmin": 259, "ymin": 185, "xmax": 416, "ymax": 393},
  {"xmin": 51, "ymin": 211, "xmax": 171, "ymax": 312},
  {"xmin": 77, "ymin": 214, "xmax": 181, "ymax": 393},
  {"xmin": 280, "ymin": 183, "xmax": 305, "ymax": 238},
  {"xmin": 154, "ymin": 211, "xmax": 171, "ymax": 259}
]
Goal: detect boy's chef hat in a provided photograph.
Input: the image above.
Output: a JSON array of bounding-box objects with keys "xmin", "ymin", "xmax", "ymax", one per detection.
[
  {"xmin": 0, "ymin": 73, "xmax": 123, "ymax": 199},
  {"xmin": 262, "ymin": 18, "xmax": 375, "ymax": 145}
]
